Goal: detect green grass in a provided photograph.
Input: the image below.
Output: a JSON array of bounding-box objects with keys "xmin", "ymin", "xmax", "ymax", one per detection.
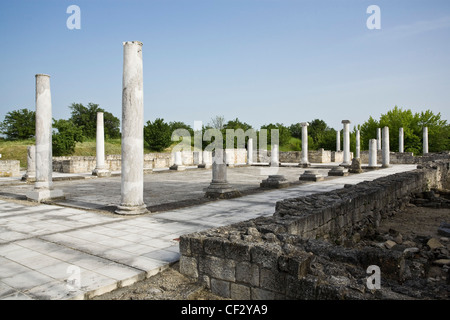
[{"xmin": 0, "ymin": 139, "xmax": 35, "ymax": 168}]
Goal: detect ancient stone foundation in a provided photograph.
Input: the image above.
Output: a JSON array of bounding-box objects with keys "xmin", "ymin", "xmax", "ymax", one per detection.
[{"xmin": 180, "ymin": 155, "xmax": 450, "ymax": 299}]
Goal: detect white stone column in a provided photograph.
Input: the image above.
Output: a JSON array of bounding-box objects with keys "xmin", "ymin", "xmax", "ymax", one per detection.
[
  {"xmin": 300, "ymin": 122, "xmax": 310, "ymax": 167},
  {"xmin": 423, "ymin": 127, "xmax": 428, "ymax": 154},
  {"xmin": 116, "ymin": 41, "xmax": 147, "ymax": 215},
  {"xmin": 382, "ymin": 126, "xmax": 390, "ymax": 168},
  {"xmin": 368, "ymin": 139, "xmax": 377, "ymax": 168},
  {"xmin": 270, "ymin": 144, "xmax": 279, "ymax": 167},
  {"xmin": 377, "ymin": 128, "xmax": 382, "ymax": 150},
  {"xmin": 247, "ymin": 138, "xmax": 253, "ymax": 165},
  {"xmin": 22, "ymin": 145, "xmax": 36, "ymax": 182},
  {"xmin": 92, "ymin": 112, "xmax": 111, "ymax": 177},
  {"xmin": 26, "ymin": 75, "xmax": 64, "ymax": 202},
  {"xmin": 336, "ymin": 130, "xmax": 341, "ymax": 151},
  {"xmin": 399, "ymin": 127, "xmax": 404, "ymax": 153},
  {"xmin": 355, "ymin": 129, "xmax": 360, "ymax": 159},
  {"xmin": 341, "ymin": 120, "xmax": 351, "ymax": 166},
  {"xmin": 199, "ymin": 150, "xmax": 212, "ymax": 169}
]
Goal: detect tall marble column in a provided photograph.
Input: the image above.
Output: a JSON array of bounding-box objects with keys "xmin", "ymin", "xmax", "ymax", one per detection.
[
  {"xmin": 340, "ymin": 120, "xmax": 351, "ymax": 166},
  {"xmin": 92, "ymin": 112, "xmax": 111, "ymax": 177},
  {"xmin": 423, "ymin": 127, "xmax": 428, "ymax": 154},
  {"xmin": 26, "ymin": 75, "xmax": 64, "ymax": 202},
  {"xmin": 382, "ymin": 126, "xmax": 390, "ymax": 168},
  {"xmin": 247, "ymin": 138, "xmax": 253, "ymax": 165},
  {"xmin": 368, "ymin": 139, "xmax": 377, "ymax": 169},
  {"xmin": 115, "ymin": 41, "xmax": 147, "ymax": 215},
  {"xmin": 355, "ymin": 129, "xmax": 360, "ymax": 159},
  {"xmin": 399, "ymin": 127, "xmax": 404, "ymax": 153},
  {"xmin": 336, "ymin": 130, "xmax": 341, "ymax": 151},
  {"xmin": 300, "ymin": 122, "xmax": 310, "ymax": 167},
  {"xmin": 377, "ymin": 128, "xmax": 382, "ymax": 150}
]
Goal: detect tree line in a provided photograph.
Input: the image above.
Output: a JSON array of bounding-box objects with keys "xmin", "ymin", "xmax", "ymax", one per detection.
[{"xmin": 1, "ymin": 104, "xmax": 449, "ymax": 156}]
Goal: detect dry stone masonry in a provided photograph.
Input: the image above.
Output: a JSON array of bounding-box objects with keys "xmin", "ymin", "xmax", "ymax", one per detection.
[{"xmin": 180, "ymin": 154, "xmax": 450, "ymax": 299}]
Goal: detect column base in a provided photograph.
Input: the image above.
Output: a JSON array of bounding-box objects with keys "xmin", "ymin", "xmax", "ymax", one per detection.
[
  {"xmin": 204, "ymin": 182, "xmax": 241, "ymax": 199},
  {"xmin": 260, "ymin": 175, "xmax": 290, "ymax": 189},
  {"xmin": 115, "ymin": 204, "xmax": 149, "ymax": 215},
  {"xmin": 299, "ymin": 162, "xmax": 310, "ymax": 168},
  {"xmin": 339, "ymin": 162, "xmax": 351, "ymax": 167},
  {"xmin": 381, "ymin": 164, "xmax": 391, "ymax": 168},
  {"xmin": 21, "ymin": 173, "xmax": 36, "ymax": 182},
  {"xmin": 26, "ymin": 189, "xmax": 65, "ymax": 203},
  {"xmin": 198, "ymin": 164, "xmax": 212, "ymax": 169},
  {"xmin": 300, "ymin": 170, "xmax": 324, "ymax": 182},
  {"xmin": 366, "ymin": 166, "xmax": 379, "ymax": 170},
  {"xmin": 170, "ymin": 165, "xmax": 186, "ymax": 171},
  {"xmin": 92, "ymin": 168, "xmax": 111, "ymax": 177},
  {"xmin": 328, "ymin": 167, "xmax": 349, "ymax": 176}
]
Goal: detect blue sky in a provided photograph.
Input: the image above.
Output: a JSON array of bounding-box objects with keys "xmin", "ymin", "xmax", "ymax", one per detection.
[{"xmin": 1, "ymin": 0, "xmax": 449, "ymax": 131}]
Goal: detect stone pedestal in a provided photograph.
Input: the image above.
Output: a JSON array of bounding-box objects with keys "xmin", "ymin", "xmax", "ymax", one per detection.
[
  {"xmin": 423, "ymin": 127, "xmax": 428, "ymax": 154},
  {"xmin": 367, "ymin": 139, "xmax": 378, "ymax": 169},
  {"xmin": 170, "ymin": 151, "xmax": 186, "ymax": 171},
  {"xmin": 399, "ymin": 127, "xmax": 404, "ymax": 153},
  {"xmin": 349, "ymin": 158, "xmax": 363, "ymax": 173},
  {"xmin": 299, "ymin": 170, "xmax": 324, "ymax": 182},
  {"xmin": 22, "ymin": 145, "xmax": 36, "ymax": 182},
  {"xmin": 328, "ymin": 166, "xmax": 349, "ymax": 177},
  {"xmin": 26, "ymin": 74, "xmax": 64, "ymax": 202},
  {"xmin": 116, "ymin": 41, "xmax": 148, "ymax": 215},
  {"xmin": 260, "ymin": 175, "xmax": 290, "ymax": 188},
  {"xmin": 340, "ymin": 120, "xmax": 351, "ymax": 166},
  {"xmin": 205, "ymin": 151, "xmax": 240, "ymax": 199},
  {"xmin": 382, "ymin": 126, "xmax": 390, "ymax": 168},
  {"xmin": 92, "ymin": 112, "xmax": 111, "ymax": 177}
]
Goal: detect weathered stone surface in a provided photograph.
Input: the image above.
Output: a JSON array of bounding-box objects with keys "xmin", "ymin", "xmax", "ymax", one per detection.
[
  {"xmin": 349, "ymin": 158, "xmax": 363, "ymax": 174},
  {"xmin": 427, "ymin": 238, "xmax": 444, "ymax": 250},
  {"xmin": 260, "ymin": 175, "xmax": 290, "ymax": 189}
]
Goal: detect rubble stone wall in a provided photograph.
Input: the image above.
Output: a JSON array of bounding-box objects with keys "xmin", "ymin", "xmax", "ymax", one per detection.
[
  {"xmin": 179, "ymin": 155, "xmax": 450, "ymax": 299},
  {"xmin": 0, "ymin": 160, "xmax": 20, "ymax": 177}
]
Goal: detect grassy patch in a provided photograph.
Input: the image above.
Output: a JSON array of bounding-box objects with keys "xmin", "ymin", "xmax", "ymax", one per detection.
[{"xmin": 0, "ymin": 139, "xmax": 35, "ymax": 168}]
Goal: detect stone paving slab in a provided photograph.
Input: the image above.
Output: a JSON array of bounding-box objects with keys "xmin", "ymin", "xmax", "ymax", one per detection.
[{"xmin": 0, "ymin": 164, "xmax": 416, "ymax": 299}]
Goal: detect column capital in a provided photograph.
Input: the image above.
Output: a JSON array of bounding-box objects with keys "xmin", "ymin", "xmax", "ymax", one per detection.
[
  {"xmin": 300, "ymin": 122, "xmax": 309, "ymax": 127},
  {"xmin": 341, "ymin": 120, "xmax": 351, "ymax": 124}
]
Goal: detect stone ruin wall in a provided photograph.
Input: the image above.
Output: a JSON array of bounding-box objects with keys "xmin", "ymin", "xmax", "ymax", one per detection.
[
  {"xmin": 0, "ymin": 160, "xmax": 20, "ymax": 177},
  {"xmin": 179, "ymin": 154, "xmax": 450, "ymax": 299},
  {"xmin": 52, "ymin": 149, "xmax": 248, "ymax": 173}
]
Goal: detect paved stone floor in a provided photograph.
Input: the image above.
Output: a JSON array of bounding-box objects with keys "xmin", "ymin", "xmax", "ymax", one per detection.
[{"xmin": 0, "ymin": 163, "xmax": 417, "ymax": 299}]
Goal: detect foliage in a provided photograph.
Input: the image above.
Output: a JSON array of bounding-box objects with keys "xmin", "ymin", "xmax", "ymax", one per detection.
[
  {"xmin": 52, "ymin": 119, "xmax": 84, "ymax": 156},
  {"xmin": 0, "ymin": 108, "xmax": 35, "ymax": 140},
  {"xmin": 144, "ymin": 118, "xmax": 172, "ymax": 152},
  {"xmin": 69, "ymin": 103, "xmax": 120, "ymax": 139},
  {"xmin": 259, "ymin": 123, "xmax": 291, "ymax": 148}
]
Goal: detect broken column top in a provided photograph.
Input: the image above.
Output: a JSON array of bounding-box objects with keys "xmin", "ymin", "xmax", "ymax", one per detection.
[
  {"xmin": 35, "ymin": 74, "xmax": 50, "ymax": 78},
  {"xmin": 342, "ymin": 120, "xmax": 351, "ymax": 124},
  {"xmin": 300, "ymin": 122, "xmax": 309, "ymax": 126},
  {"xmin": 123, "ymin": 41, "xmax": 143, "ymax": 46}
]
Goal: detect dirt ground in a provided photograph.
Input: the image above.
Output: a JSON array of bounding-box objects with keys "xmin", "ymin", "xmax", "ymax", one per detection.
[{"xmin": 92, "ymin": 203, "xmax": 450, "ymax": 300}]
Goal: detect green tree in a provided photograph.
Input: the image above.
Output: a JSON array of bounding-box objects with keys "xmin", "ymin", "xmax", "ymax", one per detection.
[
  {"xmin": 224, "ymin": 118, "xmax": 254, "ymax": 149},
  {"xmin": 69, "ymin": 103, "xmax": 120, "ymax": 139},
  {"xmin": 259, "ymin": 123, "xmax": 291, "ymax": 148},
  {"xmin": 360, "ymin": 116, "xmax": 380, "ymax": 150},
  {"xmin": 0, "ymin": 108, "xmax": 35, "ymax": 140},
  {"xmin": 144, "ymin": 118, "xmax": 172, "ymax": 152},
  {"xmin": 52, "ymin": 119, "xmax": 84, "ymax": 156}
]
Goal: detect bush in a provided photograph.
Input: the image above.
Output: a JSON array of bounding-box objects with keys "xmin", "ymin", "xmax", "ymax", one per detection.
[
  {"xmin": 52, "ymin": 119, "xmax": 84, "ymax": 156},
  {"xmin": 144, "ymin": 118, "xmax": 172, "ymax": 152}
]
